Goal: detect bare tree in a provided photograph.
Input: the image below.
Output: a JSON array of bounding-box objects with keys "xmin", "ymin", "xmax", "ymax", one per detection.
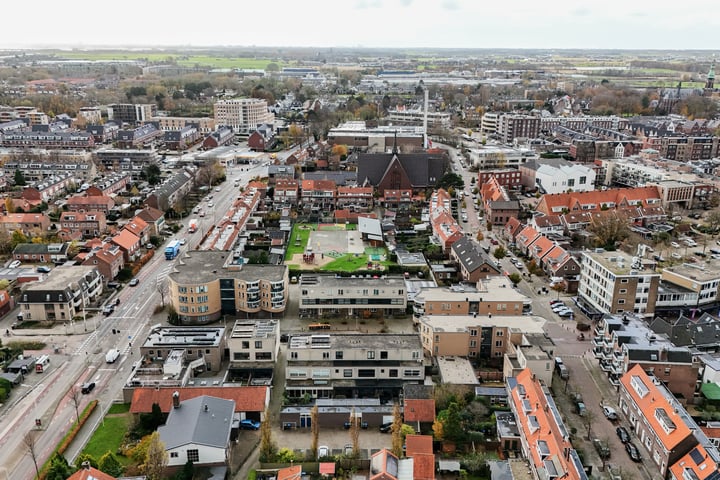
[
  {"xmin": 69, "ymin": 386, "xmax": 81, "ymax": 424},
  {"xmin": 23, "ymin": 431, "xmax": 40, "ymax": 480},
  {"xmin": 143, "ymin": 431, "xmax": 168, "ymax": 480},
  {"xmin": 583, "ymin": 410, "xmax": 596, "ymax": 440},
  {"xmin": 349, "ymin": 408, "xmax": 360, "ymax": 458},
  {"xmin": 310, "ymin": 404, "xmax": 319, "ymax": 460},
  {"xmin": 391, "ymin": 403, "xmax": 403, "ymax": 458},
  {"xmin": 259, "ymin": 407, "xmax": 277, "ymax": 462},
  {"xmin": 156, "ymin": 279, "xmax": 169, "ymax": 308}
]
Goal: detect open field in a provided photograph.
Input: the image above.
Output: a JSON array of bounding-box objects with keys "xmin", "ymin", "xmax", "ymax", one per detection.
[
  {"xmin": 50, "ymin": 51, "xmax": 280, "ymax": 69},
  {"xmin": 82, "ymin": 412, "xmax": 132, "ymax": 465}
]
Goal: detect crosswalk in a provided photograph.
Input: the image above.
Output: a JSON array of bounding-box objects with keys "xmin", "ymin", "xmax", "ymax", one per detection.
[{"xmin": 155, "ymin": 263, "xmax": 174, "ymax": 284}]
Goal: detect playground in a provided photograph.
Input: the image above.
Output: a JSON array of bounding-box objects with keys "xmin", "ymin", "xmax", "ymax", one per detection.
[{"xmin": 285, "ymin": 223, "xmax": 391, "ymax": 272}]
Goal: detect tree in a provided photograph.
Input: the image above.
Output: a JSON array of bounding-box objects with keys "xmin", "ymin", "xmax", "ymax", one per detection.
[
  {"xmin": 143, "ymin": 431, "xmax": 168, "ymax": 480},
  {"xmin": 75, "ymin": 452, "xmax": 98, "ymax": 469},
  {"xmin": 156, "ymin": 279, "xmax": 169, "ymax": 308},
  {"xmin": 266, "ymin": 62, "xmax": 280, "ymax": 72},
  {"xmin": 99, "ymin": 452, "xmax": 124, "ymax": 477},
  {"xmin": 69, "ymin": 385, "xmax": 82, "ymax": 424},
  {"xmin": 436, "ymin": 172, "xmax": 465, "ymax": 190},
  {"xmin": 259, "ymin": 407, "xmax": 277, "ymax": 462},
  {"xmin": 331, "ymin": 144, "xmax": 348, "ymax": 157},
  {"xmin": 391, "ymin": 403, "xmax": 403, "ymax": 458},
  {"xmin": 588, "ymin": 213, "xmax": 630, "ymax": 250},
  {"xmin": 551, "ymin": 283, "xmax": 564, "ymax": 298},
  {"xmin": 4, "ymin": 197, "xmax": 14, "ymax": 214},
  {"xmin": 139, "ymin": 402, "xmax": 164, "ymax": 433},
  {"xmin": 142, "ymin": 164, "xmax": 162, "ymax": 186},
  {"xmin": 434, "ymin": 401, "xmax": 465, "ymax": 443},
  {"xmin": 349, "ymin": 408, "xmax": 360, "ymax": 458},
  {"xmin": 507, "ymin": 272, "xmax": 522, "ymax": 286},
  {"xmin": 289, "ymin": 124, "xmax": 303, "ymax": 147},
  {"xmin": 174, "ymin": 460, "xmax": 194, "ymax": 480},
  {"xmin": 583, "ymin": 409, "xmax": 596, "ymax": 440},
  {"xmin": 706, "ymin": 210, "xmax": 720, "ymax": 235},
  {"xmin": 310, "ymin": 404, "xmax": 319, "ymax": 460},
  {"xmin": 11, "ymin": 230, "xmax": 28, "ymax": 249},
  {"xmin": 45, "ymin": 452, "xmax": 73, "ymax": 480},
  {"xmin": 14, "ymin": 169, "xmax": 26, "ymax": 186},
  {"xmin": 493, "ymin": 246, "xmax": 506, "ymax": 260},
  {"xmin": 23, "ymin": 431, "xmax": 41, "ymax": 480}
]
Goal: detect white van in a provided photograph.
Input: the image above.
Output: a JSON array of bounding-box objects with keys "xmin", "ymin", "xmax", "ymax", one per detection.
[
  {"xmin": 105, "ymin": 349, "xmax": 120, "ymax": 363},
  {"xmin": 35, "ymin": 355, "xmax": 50, "ymax": 373}
]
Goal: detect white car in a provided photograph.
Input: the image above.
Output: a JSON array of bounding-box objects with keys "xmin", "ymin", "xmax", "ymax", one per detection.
[
  {"xmin": 208, "ymin": 202, "xmax": 214, "ymax": 208},
  {"xmin": 670, "ymin": 242, "xmax": 680, "ymax": 248},
  {"xmin": 215, "ymin": 187, "xmax": 221, "ymax": 192},
  {"xmin": 179, "ymin": 238, "xmax": 186, "ymax": 245},
  {"xmin": 8, "ymin": 260, "xmax": 21, "ymax": 269},
  {"xmin": 671, "ymin": 252, "xmax": 682, "ymax": 259}
]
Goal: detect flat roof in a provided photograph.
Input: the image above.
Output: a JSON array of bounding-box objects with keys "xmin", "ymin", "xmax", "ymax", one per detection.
[
  {"xmin": 142, "ymin": 326, "xmax": 225, "ymax": 348},
  {"xmin": 169, "ymin": 251, "xmax": 286, "ymax": 283},
  {"xmin": 583, "ymin": 250, "xmax": 658, "ymax": 276},
  {"xmin": 662, "ymin": 262, "xmax": 720, "ymax": 283},
  {"xmin": 230, "ymin": 320, "xmax": 278, "ymax": 339},
  {"xmin": 436, "ymin": 356, "xmax": 479, "ymax": 385},
  {"xmin": 299, "ymin": 274, "xmax": 405, "ymax": 288},
  {"xmin": 25, "ymin": 265, "xmax": 96, "ymax": 291},
  {"xmin": 288, "ymin": 333, "xmax": 421, "ymax": 351},
  {"xmin": 419, "ymin": 314, "xmax": 546, "ymax": 334},
  {"xmin": 415, "ymin": 277, "xmax": 529, "ymax": 303}
]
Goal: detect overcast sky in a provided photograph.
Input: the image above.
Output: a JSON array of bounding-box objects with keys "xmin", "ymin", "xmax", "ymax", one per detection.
[{"xmin": 4, "ymin": 0, "xmax": 719, "ymax": 51}]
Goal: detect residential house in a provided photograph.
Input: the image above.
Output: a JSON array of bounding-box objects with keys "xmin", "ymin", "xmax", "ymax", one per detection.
[
  {"xmin": 336, "ymin": 186, "xmax": 374, "ymax": 212},
  {"xmin": 378, "ymin": 189, "xmax": 416, "ymax": 211},
  {"xmin": 369, "ymin": 449, "xmax": 401, "ymax": 480},
  {"xmin": 515, "ymin": 225, "xmax": 541, "ymax": 257},
  {"xmin": 81, "ymin": 243, "xmax": 124, "ymax": 283},
  {"xmin": 65, "ymin": 194, "xmax": 115, "ymax": 214},
  {"xmin": 67, "ymin": 465, "xmax": 117, "ymax": 480},
  {"xmin": 145, "ymin": 168, "xmax": 195, "ymax": 212},
  {"xmin": 503, "ymin": 217, "xmax": 523, "ymax": 244},
  {"xmin": 404, "ymin": 435, "xmax": 435, "ymax": 480},
  {"xmin": 12, "ymin": 243, "xmax": 68, "ymax": 263},
  {"xmin": 285, "ymin": 333, "xmax": 423, "ymax": 400},
  {"xmin": 86, "ymin": 123, "xmax": 120, "ymax": 144},
  {"xmin": 267, "ymin": 165, "xmax": 296, "ymax": 185},
  {"xmin": 535, "ymin": 186, "xmax": 662, "ymax": 216},
  {"xmin": 18, "ymin": 266, "xmax": 102, "ymax": 322},
  {"xmin": 668, "ymin": 444, "xmax": 720, "ymax": 480},
  {"xmin": 116, "ymin": 123, "xmax": 163, "ymax": 148},
  {"xmin": 508, "ymin": 368, "xmax": 588, "ymax": 480},
  {"xmin": 164, "ymin": 125, "xmax": 201, "ymax": 151},
  {"xmin": 228, "ymin": 319, "xmax": 279, "ymax": 379},
  {"xmin": 273, "ymin": 179, "xmax": 299, "ymax": 209},
  {"xmin": 450, "ymin": 237, "xmax": 501, "ymax": 282},
  {"xmin": 247, "ymin": 124, "xmax": 276, "ymax": 151},
  {"xmin": 542, "ymin": 247, "xmax": 581, "ymax": 289},
  {"xmin": 158, "ymin": 395, "xmax": 235, "ymax": 469},
  {"xmin": 128, "ymin": 386, "xmax": 268, "ymax": 420},
  {"xmin": 578, "ymin": 250, "xmax": 660, "ymax": 317},
  {"xmin": 526, "ymin": 235, "xmax": 556, "ymax": 266},
  {"xmin": 561, "ymin": 211, "xmax": 593, "ymax": 231},
  {"xmin": 141, "ymin": 326, "xmax": 226, "ymax": 373},
  {"xmin": 123, "ymin": 217, "xmax": 150, "ymax": 244},
  {"xmin": 478, "ymin": 169, "xmax": 523, "ymax": 190},
  {"xmin": 202, "ymin": 126, "xmax": 234, "ymax": 149},
  {"xmin": 403, "ymin": 402, "xmax": 436, "ymax": 434},
  {"xmin": 298, "ymin": 274, "xmax": 406, "ymax": 319},
  {"xmin": 618, "ymin": 365, "xmax": 698, "ymax": 477},
  {"xmin": 300, "ymin": 179, "xmax": 336, "ymax": 213},
  {"xmin": 529, "ymin": 215, "xmax": 564, "ymax": 235},
  {"xmin": 59, "ymin": 211, "xmax": 106, "ymax": 238},
  {"xmin": 0, "ymin": 290, "xmax": 14, "ymax": 318},
  {"xmin": 168, "ymin": 251, "xmax": 288, "ymax": 323},
  {"xmin": 136, "ymin": 207, "xmax": 166, "ymax": 237},
  {"xmin": 111, "ymin": 229, "xmax": 141, "ymax": 262},
  {"xmin": 0, "ymin": 213, "xmax": 50, "ymax": 236},
  {"xmin": 430, "ymin": 210, "xmax": 463, "ymax": 254}
]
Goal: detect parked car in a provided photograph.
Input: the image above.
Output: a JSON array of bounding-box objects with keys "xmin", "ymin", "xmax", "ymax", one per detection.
[
  {"xmin": 602, "ymin": 405, "xmax": 618, "ymax": 420},
  {"xmin": 625, "ymin": 442, "xmax": 642, "ymax": 462},
  {"xmin": 81, "ymin": 382, "xmax": 96, "ymax": 394},
  {"xmin": 380, "ymin": 422, "xmax": 393, "ymax": 433},
  {"xmin": 102, "ymin": 304, "xmax": 115, "ymax": 316},
  {"xmin": 549, "ymin": 300, "xmax": 564, "ymax": 306},
  {"xmin": 129, "ymin": 278, "xmax": 140, "ymax": 287},
  {"xmin": 576, "ymin": 402, "xmax": 587, "ymax": 416},
  {"xmin": 670, "ymin": 242, "xmax": 680, "ymax": 248},
  {"xmin": 36, "ymin": 266, "xmax": 51, "ymax": 273},
  {"xmin": 240, "ymin": 419, "xmax": 261, "ymax": 430},
  {"xmin": 557, "ymin": 309, "xmax": 574, "ymax": 317},
  {"xmin": 179, "ymin": 238, "xmax": 186, "ymax": 245},
  {"xmin": 671, "ymin": 252, "xmax": 682, "ymax": 259},
  {"xmin": 8, "ymin": 260, "xmax": 21, "ymax": 269},
  {"xmin": 616, "ymin": 426, "xmax": 630, "ymax": 444}
]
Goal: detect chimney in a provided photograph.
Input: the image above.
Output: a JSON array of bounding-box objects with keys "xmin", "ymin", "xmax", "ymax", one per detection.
[
  {"xmin": 172, "ymin": 391, "xmax": 180, "ymax": 409},
  {"xmin": 204, "ymin": 404, "xmax": 209, "ymax": 412},
  {"xmin": 81, "ymin": 461, "xmax": 91, "ymax": 470}
]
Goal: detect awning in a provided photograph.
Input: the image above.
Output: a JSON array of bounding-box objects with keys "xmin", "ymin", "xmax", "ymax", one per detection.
[
  {"xmin": 702, "ymin": 382, "xmax": 720, "ymax": 400},
  {"xmin": 438, "ymin": 460, "xmax": 461, "ymax": 472},
  {"xmin": 319, "ymin": 463, "xmax": 336, "ymax": 475}
]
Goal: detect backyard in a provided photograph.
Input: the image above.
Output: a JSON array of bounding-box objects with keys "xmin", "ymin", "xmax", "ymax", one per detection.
[{"xmin": 81, "ymin": 403, "xmax": 133, "ymax": 466}]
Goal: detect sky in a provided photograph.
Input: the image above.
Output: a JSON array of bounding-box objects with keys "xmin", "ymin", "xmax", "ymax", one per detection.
[{"xmin": 3, "ymin": 0, "xmax": 719, "ymax": 51}]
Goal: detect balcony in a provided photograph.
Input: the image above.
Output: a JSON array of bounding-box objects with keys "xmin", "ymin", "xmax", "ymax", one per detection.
[
  {"xmin": 592, "ymin": 336, "xmax": 604, "ymax": 348},
  {"xmin": 594, "ymin": 325, "xmax": 605, "ymax": 336},
  {"xmin": 593, "ymin": 348, "xmax": 604, "ymax": 359},
  {"xmin": 600, "ymin": 360, "xmax": 613, "ymax": 372}
]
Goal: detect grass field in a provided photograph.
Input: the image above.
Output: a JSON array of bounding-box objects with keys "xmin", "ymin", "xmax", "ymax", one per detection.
[
  {"xmin": 107, "ymin": 403, "xmax": 131, "ymax": 414},
  {"xmin": 52, "ymin": 51, "xmax": 280, "ymax": 69},
  {"xmin": 320, "ymin": 250, "xmax": 394, "ymax": 272},
  {"xmin": 82, "ymin": 414, "xmax": 132, "ymax": 465},
  {"xmin": 285, "ymin": 224, "xmax": 313, "ymax": 258}
]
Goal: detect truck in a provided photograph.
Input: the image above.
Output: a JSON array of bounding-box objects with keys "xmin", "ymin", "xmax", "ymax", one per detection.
[
  {"xmin": 188, "ymin": 219, "xmax": 198, "ymax": 233},
  {"xmin": 105, "ymin": 349, "xmax": 120, "ymax": 363},
  {"xmin": 165, "ymin": 240, "xmax": 181, "ymax": 260}
]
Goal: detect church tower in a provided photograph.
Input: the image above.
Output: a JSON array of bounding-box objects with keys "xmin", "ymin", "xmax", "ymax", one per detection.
[{"xmin": 706, "ymin": 62, "xmax": 715, "ymax": 91}]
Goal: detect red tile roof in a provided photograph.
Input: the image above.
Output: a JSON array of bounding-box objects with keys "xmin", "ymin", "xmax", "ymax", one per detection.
[
  {"xmin": 404, "ymin": 398, "xmax": 436, "ymax": 422},
  {"xmin": 516, "ymin": 225, "xmax": 540, "ymax": 249},
  {"xmin": 137, "ymin": 206, "xmax": 165, "ymax": 222},
  {"xmin": 529, "ymin": 236, "xmax": 555, "ymax": 260},
  {"xmin": 277, "ymin": 465, "xmax": 302, "ymax": 480},
  {"xmin": 112, "ymin": 229, "xmax": 140, "ymax": 251},
  {"xmin": 537, "ymin": 186, "xmax": 661, "ymax": 215},
  {"xmin": 67, "ymin": 467, "xmax": 117, "ymax": 480},
  {"xmin": 619, "ymin": 365, "xmax": 693, "ymax": 451},
  {"xmin": 123, "ymin": 217, "xmax": 148, "ymax": 237},
  {"xmin": 405, "ymin": 434, "xmax": 433, "ymax": 454},
  {"xmin": 129, "ymin": 386, "xmax": 268, "ymax": 414}
]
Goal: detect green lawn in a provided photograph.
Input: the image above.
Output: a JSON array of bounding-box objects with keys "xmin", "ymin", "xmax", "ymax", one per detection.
[
  {"xmin": 285, "ymin": 224, "xmax": 314, "ymax": 258},
  {"xmin": 107, "ymin": 403, "xmax": 131, "ymax": 414},
  {"xmin": 82, "ymin": 415, "xmax": 132, "ymax": 464},
  {"xmin": 49, "ymin": 51, "xmax": 280, "ymax": 70},
  {"xmin": 320, "ymin": 253, "xmax": 394, "ymax": 272}
]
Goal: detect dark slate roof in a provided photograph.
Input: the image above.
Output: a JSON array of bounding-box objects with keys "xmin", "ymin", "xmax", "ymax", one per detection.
[
  {"xmin": 403, "ymin": 383, "xmax": 434, "ymax": 400},
  {"xmin": 356, "ymin": 152, "xmax": 448, "ymax": 188},
  {"xmin": 13, "ymin": 243, "xmax": 68, "ymax": 255},
  {"xmin": 451, "ymin": 236, "xmax": 499, "ymax": 274},
  {"xmin": 651, "ymin": 313, "xmax": 720, "ymax": 347},
  {"xmin": 152, "ymin": 169, "xmax": 194, "ymax": 202},
  {"xmin": 303, "ymin": 171, "xmax": 357, "ymax": 186},
  {"xmin": 490, "ymin": 200, "xmax": 521, "ymax": 210}
]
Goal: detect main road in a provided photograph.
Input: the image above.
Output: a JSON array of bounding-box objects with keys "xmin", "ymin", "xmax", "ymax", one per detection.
[{"xmin": 1, "ymin": 160, "xmax": 269, "ymax": 480}]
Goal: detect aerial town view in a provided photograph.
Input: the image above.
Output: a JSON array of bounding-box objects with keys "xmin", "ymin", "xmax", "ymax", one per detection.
[{"xmin": 1, "ymin": 3, "xmax": 720, "ymax": 480}]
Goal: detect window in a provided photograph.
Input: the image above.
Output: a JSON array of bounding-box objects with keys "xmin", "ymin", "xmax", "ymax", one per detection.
[
  {"xmin": 335, "ymin": 351, "xmax": 343, "ymax": 359},
  {"xmin": 242, "ymin": 341, "xmax": 249, "ymax": 349},
  {"xmin": 291, "ymin": 352, "xmax": 298, "ymax": 359},
  {"xmin": 495, "ymin": 340, "xmax": 503, "ymax": 347},
  {"xmin": 367, "ymin": 351, "xmax": 375, "ymax": 359},
  {"xmin": 619, "ymin": 289, "xmax": 627, "ymax": 294},
  {"xmin": 496, "ymin": 330, "xmax": 504, "ymax": 337},
  {"xmin": 187, "ymin": 449, "xmax": 199, "ymax": 463},
  {"xmin": 579, "ymin": 176, "xmax": 587, "ymax": 185},
  {"xmin": 404, "ymin": 369, "xmax": 421, "ymax": 377},
  {"xmin": 343, "ymin": 369, "xmax": 353, "ymax": 377},
  {"xmin": 322, "ymin": 352, "xmax": 329, "ymax": 359},
  {"xmin": 380, "ymin": 351, "xmax": 388, "ymax": 359},
  {"xmin": 389, "ymin": 369, "xmax": 398, "ymax": 377},
  {"xmin": 618, "ymin": 299, "xmax": 625, "ymax": 304},
  {"xmin": 358, "ymin": 369, "xmax": 375, "ymax": 377},
  {"xmin": 255, "ymin": 341, "xmax": 263, "ymax": 349},
  {"xmin": 412, "ymin": 351, "xmax": 420, "ymax": 359},
  {"xmin": 470, "ymin": 329, "xmax": 478, "ymax": 336},
  {"xmin": 170, "ymin": 452, "xmax": 179, "ymax": 458}
]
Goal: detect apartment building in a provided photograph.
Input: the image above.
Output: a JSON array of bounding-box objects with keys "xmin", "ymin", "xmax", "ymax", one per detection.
[
  {"xmin": 108, "ymin": 103, "xmax": 156, "ymax": 124},
  {"xmin": 168, "ymin": 251, "xmax": 288, "ymax": 324},
  {"xmin": 477, "ymin": 169, "xmax": 522, "ymax": 190},
  {"xmin": 592, "ymin": 315, "xmax": 699, "ymax": 399},
  {"xmin": 387, "ymin": 108, "xmax": 451, "ymax": 127},
  {"xmin": 300, "ymin": 179, "xmax": 336, "ymax": 213},
  {"xmin": 418, "ymin": 314, "xmax": 545, "ymax": 360},
  {"xmin": 285, "ymin": 333, "xmax": 423, "ymax": 400},
  {"xmin": 140, "ymin": 326, "xmax": 226, "ymax": 373},
  {"xmin": 213, "ymin": 98, "xmax": 274, "ymax": 135},
  {"xmin": 116, "ymin": 124, "xmax": 163, "ymax": 148},
  {"xmin": 18, "ymin": 266, "xmax": 102, "ymax": 322},
  {"xmin": 413, "ymin": 276, "xmax": 530, "ymax": 318},
  {"xmin": 0, "ymin": 131, "xmax": 95, "ymax": 149},
  {"xmin": 519, "ymin": 159, "xmax": 596, "ymax": 194},
  {"xmin": 87, "ymin": 122, "xmax": 120, "ymax": 143},
  {"xmin": 467, "ymin": 145, "xmax": 538, "ymax": 169},
  {"xmin": 327, "ymin": 121, "xmax": 424, "ymax": 152},
  {"xmin": 536, "ymin": 186, "xmax": 663, "ymax": 216},
  {"xmin": 578, "ymin": 250, "xmax": 660, "ymax": 317},
  {"xmin": 336, "ymin": 186, "xmax": 374, "ymax": 212},
  {"xmin": 94, "ymin": 148, "xmax": 160, "ymax": 177},
  {"xmin": 508, "ymin": 369, "xmax": 588, "ymax": 480},
  {"xmin": 150, "ymin": 116, "xmax": 215, "ymax": 134},
  {"xmin": 496, "ymin": 114, "xmax": 540, "ymax": 144},
  {"xmin": 619, "ymin": 365, "xmax": 699, "ymax": 477},
  {"xmin": 202, "ymin": 126, "xmax": 235, "ymax": 149},
  {"xmin": 164, "ymin": 125, "xmax": 201, "ymax": 151},
  {"xmin": 2, "ymin": 154, "xmax": 96, "ymax": 183},
  {"xmin": 656, "ymin": 263, "xmax": 720, "ymax": 311},
  {"xmin": 642, "ymin": 135, "xmax": 719, "ymax": 162},
  {"xmin": 298, "ymin": 274, "xmax": 406, "ymax": 319},
  {"xmin": 273, "ymin": 179, "xmax": 299, "ymax": 209},
  {"xmin": 66, "ymin": 193, "xmax": 115, "ymax": 214}
]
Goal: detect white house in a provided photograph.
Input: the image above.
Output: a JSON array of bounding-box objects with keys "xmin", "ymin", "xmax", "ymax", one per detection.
[
  {"xmin": 159, "ymin": 394, "xmax": 235, "ymax": 468},
  {"xmin": 520, "ymin": 158, "xmax": 595, "ymax": 194}
]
